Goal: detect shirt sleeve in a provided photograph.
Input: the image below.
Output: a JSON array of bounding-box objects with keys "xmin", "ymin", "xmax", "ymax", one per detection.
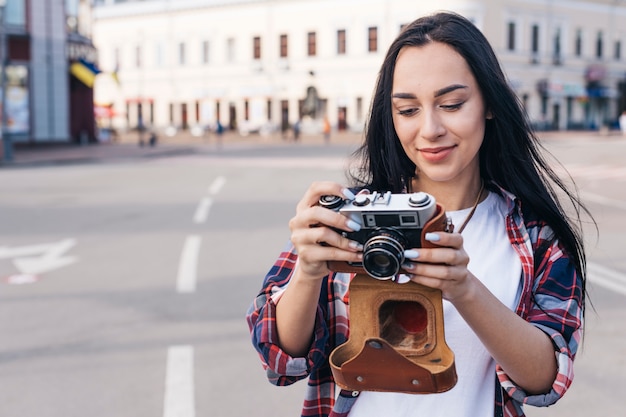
[
  {"xmin": 498, "ymin": 230, "xmax": 584, "ymax": 407},
  {"xmin": 246, "ymin": 242, "xmax": 331, "ymax": 386}
]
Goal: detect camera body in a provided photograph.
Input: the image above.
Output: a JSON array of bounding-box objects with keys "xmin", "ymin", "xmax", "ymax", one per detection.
[{"xmin": 320, "ymin": 191, "xmax": 448, "ymax": 279}]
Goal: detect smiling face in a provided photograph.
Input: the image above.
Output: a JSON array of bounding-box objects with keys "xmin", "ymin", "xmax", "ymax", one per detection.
[{"xmin": 391, "ymin": 42, "xmax": 490, "ymax": 191}]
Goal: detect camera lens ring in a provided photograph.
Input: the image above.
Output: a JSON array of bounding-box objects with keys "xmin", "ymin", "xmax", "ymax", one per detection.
[{"xmin": 362, "ymin": 230, "xmax": 407, "ymax": 279}]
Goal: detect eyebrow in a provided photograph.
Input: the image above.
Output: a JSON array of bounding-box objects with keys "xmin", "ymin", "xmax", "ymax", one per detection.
[{"xmin": 391, "ymin": 84, "xmax": 468, "ymax": 99}]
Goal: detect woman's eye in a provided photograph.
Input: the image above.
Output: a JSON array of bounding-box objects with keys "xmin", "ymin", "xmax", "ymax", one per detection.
[
  {"xmin": 440, "ymin": 102, "xmax": 464, "ymax": 111},
  {"xmin": 398, "ymin": 108, "xmax": 418, "ymax": 116}
]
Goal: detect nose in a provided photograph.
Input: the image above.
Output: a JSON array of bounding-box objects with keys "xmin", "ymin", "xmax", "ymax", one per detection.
[{"xmin": 419, "ymin": 109, "xmax": 446, "ymax": 141}]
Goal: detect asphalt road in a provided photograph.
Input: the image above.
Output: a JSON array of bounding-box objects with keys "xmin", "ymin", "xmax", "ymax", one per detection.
[{"xmin": 0, "ymin": 134, "xmax": 624, "ymax": 416}]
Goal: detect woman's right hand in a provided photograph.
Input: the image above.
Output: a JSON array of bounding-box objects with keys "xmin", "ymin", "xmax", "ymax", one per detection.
[{"xmin": 288, "ymin": 181, "xmax": 364, "ymax": 280}]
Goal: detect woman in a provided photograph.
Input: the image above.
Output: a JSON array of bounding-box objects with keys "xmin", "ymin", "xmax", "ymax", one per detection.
[{"xmin": 247, "ymin": 11, "xmax": 589, "ymax": 417}]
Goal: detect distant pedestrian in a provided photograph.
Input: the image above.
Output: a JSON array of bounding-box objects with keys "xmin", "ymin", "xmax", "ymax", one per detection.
[
  {"xmin": 148, "ymin": 131, "xmax": 158, "ymax": 147},
  {"xmin": 137, "ymin": 116, "xmax": 146, "ymax": 146},
  {"xmin": 215, "ymin": 120, "xmax": 224, "ymax": 147},
  {"xmin": 619, "ymin": 110, "xmax": 626, "ymax": 137},
  {"xmin": 322, "ymin": 116, "xmax": 331, "ymax": 143},
  {"xmin": 293, "ymin": 119, "xmax": 301, "ymax": 142}
]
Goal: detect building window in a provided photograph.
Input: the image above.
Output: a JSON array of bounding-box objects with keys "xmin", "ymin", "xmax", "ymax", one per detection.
[
  {"xmin": 531, "ymin": 24, "xmax": 540, "ymax": 63},
  {"xmin": 507, "ymin": 21, "xmax": 516, "ymax": 51},
  {"xmin": 531, "ymin": 24, "xmax": 540, "ymax": 53},
  {"xmin": 66, "ymin": 0, "xmax": 79, "ymax": 33},
  {"xmin": 227, "ymin": 38, "xmax": 236, "ymax": 62},
  {"xmin": 279, "ymin": 34, "xmax": 288, "ymax": 58},
  {"xmin": 596, "ymin": 31, "xmax": 604, "ymax": 59},
  {"xmin": 202, "ymin": 41, "xmax": 210, "ymax": 64},
  {"xmin": 553, "ymin": 27, "xmax": 562, "ymax": 65},
  {"xmin": 575, "ymin": 29, "xmax": 583, "ymax": 57},
  {"xmin": 179, "ymin": 42, "xmax": 186, "ymax": 65},
  {"xmin": 615, "ymin": 40, "xmax": 622, "ymax": 60},
  {"xmin": 337, "ymin": 29, "xmax": 346, "ymax": 55},
  {"xmin": 307, "ymin": 32, "xmax": 317, "ymax": 56},
  {"xmin": 253, "ymin": 36, "xmax": 261, "ymax": 60},
  {"xmin": 5, "ymin": 0, "xmax": 26, "ymax": 26},
  {"xmin": 368, "ymin": 26, "xmax": 378, "ymax": 52}
]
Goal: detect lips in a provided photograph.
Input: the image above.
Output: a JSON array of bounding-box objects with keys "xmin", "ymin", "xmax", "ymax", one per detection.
[{"xmin": 419, "ymin": 145, "xmax": 456, "ymax": 162}]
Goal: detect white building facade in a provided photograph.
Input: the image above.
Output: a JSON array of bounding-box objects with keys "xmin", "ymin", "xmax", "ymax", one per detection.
[{"xmin": 91, "ymin": 0, "xmax": 626, "ymax": 135}]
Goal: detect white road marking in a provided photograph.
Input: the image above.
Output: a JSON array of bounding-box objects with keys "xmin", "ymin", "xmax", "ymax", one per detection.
[
  {"xmin": 0, "ymin": 239, "xmax": 78, "ymax": 275},
  {"xmin": 209, "ymin": 175, "xmax": 227, "ymax": 195},
  {"xmin": 193, "ymin": 197, "xmax": 213, "ymax": 224},
  {"xmin": 588, "ymin": 262, "xmax": 626, "ymax": 296},
  {"xmin": 177, "ymin": 236, "xmax": 201, "ymax": 293},
  {"xmin": 163, "ymin": 345, "xmax": 195, "ymax": 417}
]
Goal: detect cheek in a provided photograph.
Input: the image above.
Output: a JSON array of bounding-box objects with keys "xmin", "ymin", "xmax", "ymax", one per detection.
[{"xmin": 392, "ymin": 115, "xmax": 416, "ymax": 143}]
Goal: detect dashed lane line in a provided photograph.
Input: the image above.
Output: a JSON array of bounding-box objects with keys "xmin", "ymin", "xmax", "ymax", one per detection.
[
  {"xmin": 193, "ymin": 197, "xmax": 213, "ymax": 224},
  {"xmin": 176, "ymin": 235, "xmax": 201, "ymax": 294},
  {"xmin": 163, "ymin": 345, "xmax": 195, "ymax": 417}
]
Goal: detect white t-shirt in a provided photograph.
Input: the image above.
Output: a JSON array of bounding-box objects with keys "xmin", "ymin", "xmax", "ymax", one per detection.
[{"xmin": 347, "ymin": 191, "xmax": 522, "ymax": 417}]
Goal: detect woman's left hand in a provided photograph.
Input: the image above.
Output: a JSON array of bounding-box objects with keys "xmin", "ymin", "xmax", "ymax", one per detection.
[{"xmin": 401, "ymin": 231, "xmax": 477, "ymax": 302}]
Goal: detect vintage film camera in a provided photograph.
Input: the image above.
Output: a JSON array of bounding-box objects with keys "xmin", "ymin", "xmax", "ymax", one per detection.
[
  {"xmin": 319, "ymin": 191, "xmax": 450, "ymax": 279},
  {"xmin": 319, "ymin": 191, "xmax": 458, "ymax": 394}
]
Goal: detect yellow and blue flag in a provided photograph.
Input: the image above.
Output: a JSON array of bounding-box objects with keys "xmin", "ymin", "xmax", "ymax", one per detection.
[{"xmin": 70, "ymin": 58, "xmax": 101, "ymax": 88}]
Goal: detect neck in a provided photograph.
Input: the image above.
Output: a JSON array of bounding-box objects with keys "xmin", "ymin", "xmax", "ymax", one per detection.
[{"xmin": 411, "ymin": 176, "xmax": 485, "ymax": 211}]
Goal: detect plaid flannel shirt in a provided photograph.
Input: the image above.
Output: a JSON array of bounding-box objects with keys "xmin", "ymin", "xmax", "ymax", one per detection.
[{"xmin": 246, "ymin": 186, "xmax": 583, "ymax": 417}]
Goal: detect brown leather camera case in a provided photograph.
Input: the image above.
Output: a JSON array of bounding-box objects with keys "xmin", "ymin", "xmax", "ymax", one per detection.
[{"xmin": 329, "ymin": 204, "xmax": 457, "ymax": 394}]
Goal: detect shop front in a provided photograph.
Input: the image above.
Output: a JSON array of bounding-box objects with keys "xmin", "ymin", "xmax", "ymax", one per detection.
[{"xmin": 68, "ymin": 36, "xmax": 99, "ymax": 143}]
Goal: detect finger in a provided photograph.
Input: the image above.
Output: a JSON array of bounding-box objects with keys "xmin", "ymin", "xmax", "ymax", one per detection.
[
  {"xmin": 292, "ymin": 225, "xmax": 363, "ymax": 253},
  {"xmin": 290, "ymin": 205, "xmax": 361, "ymax": 233},
  {"xmin": 403, "ymin": 247, "xmax": 468, "ymax": 267},
  {"xmin": 294, "ymin": 236, "xmax": 363, "ymax": 264},
  {"xmin": 402, "ymin": 262, "xmax": 467, "ymax": 282},
  {"xmin": 296, "ymin": 181, "xmax": 355, "ymax": 212},
  {"xmin": 423, "ymin": 231, "xmax": 464, "ymax": 248}
]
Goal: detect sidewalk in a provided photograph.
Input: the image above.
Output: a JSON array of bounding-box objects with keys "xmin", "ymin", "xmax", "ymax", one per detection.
[
  {"xmin": 0, "ymin": 128, "xmax": 365, "ymax": 168},
  {"xmin": 0, "ymin": 128, "xmax": 620, "ymax": 169}
]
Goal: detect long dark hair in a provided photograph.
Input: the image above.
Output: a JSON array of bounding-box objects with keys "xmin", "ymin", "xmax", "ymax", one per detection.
[{"xmin": 350, "ymin": 11, "xmax": 591, "ymax": 308}]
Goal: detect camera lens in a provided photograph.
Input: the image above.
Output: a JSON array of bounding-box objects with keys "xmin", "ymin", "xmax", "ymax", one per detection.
[{"xmin": 362, "ymin": 229, "xmax": 407, "ymax": 279}]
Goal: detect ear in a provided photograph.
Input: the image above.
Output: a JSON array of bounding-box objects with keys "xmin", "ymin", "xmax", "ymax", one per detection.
[{"xmin": 486, "ymin": 110, "xmax": 494, "ymax": 120}]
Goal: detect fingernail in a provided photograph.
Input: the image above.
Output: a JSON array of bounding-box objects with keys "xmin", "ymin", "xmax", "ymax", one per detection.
[
  {"xmin": 342, "ymin": 188, "xmax": 356, "ymax": 200},
  {"xmin": 395, "ymin": 274, "xmax": 412, "ymax": 284},
  {"xmin": 349, "ymin": 241, "xmax": 364, "ymax": 251},
  {"xmin": 346, "ymin": 219, "xmax": 362, "ymax": 232},
  {"xmin": 401, "ymin": 262, "xmax": 415, "ymax": 271},
  {"xmin": 404, "ymin": 249, "xmax": 419, "ymax": 259},
  {"xmin": 425, "ymin": 233, "xmax": 440, "ymax": 242}
]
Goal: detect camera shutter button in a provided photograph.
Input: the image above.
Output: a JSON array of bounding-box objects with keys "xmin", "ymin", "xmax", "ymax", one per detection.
[{"xmin": 408, "ymin": 192, "xmax": 430, "ymax": 207}]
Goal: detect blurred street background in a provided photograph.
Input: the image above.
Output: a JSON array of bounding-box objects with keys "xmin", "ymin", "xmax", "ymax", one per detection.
[{"xmin": 1, "ymin": 1, "xmax": 626, "ymax": 416}]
